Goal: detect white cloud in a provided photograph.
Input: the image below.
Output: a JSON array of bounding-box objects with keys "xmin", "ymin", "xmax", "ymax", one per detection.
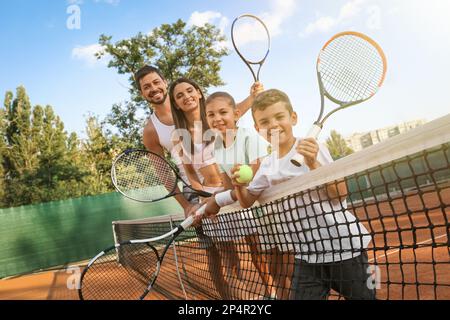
[
  {"xmin": 187, "ymin": 0, "xmax": 297, "ymax": 51},
  {"xmin": 261, "ymin": 0, "xmax": 297, "ymax": 37},
  {"xmin": 188, "ymin": 11, "xmax": 229, "ymax": 34},
  {"xmin": 303, "ymin": 16, "xmax": 336, "ymax": 35},
  {"xmin": 225, "ymin": 0, "xmax": 297, "ymax": 48},
  {"xmin": 395, "ymin": 0, "xmax": 450, "ymax": 35},
  {"xmin": 189, "ymin": 11, "xmax": 221, "ymax": 26},
  {"xmin": 71, "ymin": 44, "xmax": 108, "ymax": 67},
  {"xmin": 339, "ymin": 0, "xmax": 365, "ymax": 20},
  {"xmin": 188, "ymin": 11, "xmax": 230, "ymax": 50},
  {"xmin": 300, "ymin": 0, "xmax": 378, "ymax": 37},
  {"xmin": 189, "ymin": 0, "xmax": 297, "ymax": 39}
]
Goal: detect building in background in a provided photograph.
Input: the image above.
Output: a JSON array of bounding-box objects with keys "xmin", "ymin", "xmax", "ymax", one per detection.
[{"xmin": 345, "ymin": 119, "xmax": 427, "ymax": 152}]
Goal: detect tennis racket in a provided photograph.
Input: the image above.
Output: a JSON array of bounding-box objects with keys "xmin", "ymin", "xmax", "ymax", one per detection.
[
  {"xmin": 78, "ymin": 206, "xmax": 207, "ymax": 300},
  {"xmin": 111, "ymin": 149, "xmax": 211, "ymax": 202},
  {"xmin": 291, "ymin": 31, "xmax": 387, "ymax": 167},
  {"xmin": 231, "ymin": 14, "xmax": 271, "ymax": 82}
]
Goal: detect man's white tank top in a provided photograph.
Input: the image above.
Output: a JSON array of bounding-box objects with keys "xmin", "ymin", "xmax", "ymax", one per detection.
[{"xmin": 149, "ymin": 112, "xmax": 188, "ymax": 181}]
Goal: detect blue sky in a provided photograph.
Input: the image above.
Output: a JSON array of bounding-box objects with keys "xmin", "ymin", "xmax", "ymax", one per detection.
[{"xmin": 1, "ymin": 0, "xmax": 449, "ymax": 141}]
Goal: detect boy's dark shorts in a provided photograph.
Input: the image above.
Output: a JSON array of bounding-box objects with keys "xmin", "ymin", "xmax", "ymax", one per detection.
[{"xmin": 290, "ymin": 251, "xmax": 376, "ymax": 300}]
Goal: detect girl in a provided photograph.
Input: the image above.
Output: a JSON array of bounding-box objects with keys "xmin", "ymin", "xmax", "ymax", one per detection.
[
  {"xmin": 169, "ymin": 78, "xmax": 265, "ymax": 298},
  {"xmin": 205, "ymin": 92, "xmax": 283, "ymax": 300}
]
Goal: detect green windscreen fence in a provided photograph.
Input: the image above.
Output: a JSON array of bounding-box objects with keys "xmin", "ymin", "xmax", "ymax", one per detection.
[{"xmin": 0, "ymin": 192, "xmax": 181, "ymax": 278}]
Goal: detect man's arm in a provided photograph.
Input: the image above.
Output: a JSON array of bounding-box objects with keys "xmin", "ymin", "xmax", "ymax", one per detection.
[
  {"xmin": 143, "ymin": 119, "xmax": 164, "ymax": 156},
  {"xmin": 143, "ymin": 120, "xmax": 193, "ymax": 216}
]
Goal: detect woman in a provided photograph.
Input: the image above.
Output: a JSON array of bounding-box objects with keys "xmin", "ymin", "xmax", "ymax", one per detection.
[
  {"xmin": 169, "ymin": 78, "xmax": 223, "ymax": 194},
  {"xmin": 169, "ymin": 78, "xmax": 263, "ymax": 298}
]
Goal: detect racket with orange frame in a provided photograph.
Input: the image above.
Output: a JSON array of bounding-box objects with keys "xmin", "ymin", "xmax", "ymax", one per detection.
[{"xmin": 291, "ymin": 31, "xmax": 387, "ymax": 167}]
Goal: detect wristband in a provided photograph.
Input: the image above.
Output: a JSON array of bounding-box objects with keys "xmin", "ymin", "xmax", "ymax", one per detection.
[{"xmin": 214, "ymin": 190, "xmax": 236, "ymax": 207}]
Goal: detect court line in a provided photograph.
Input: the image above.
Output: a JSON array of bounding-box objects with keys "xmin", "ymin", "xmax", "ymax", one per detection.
[{"xmin": 369, "ymin": 233, "xmax": 448, "ymax": 262}]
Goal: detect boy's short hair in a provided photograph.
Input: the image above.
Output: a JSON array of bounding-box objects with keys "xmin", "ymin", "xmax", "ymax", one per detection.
[
  {"xmin": 252, "ymin": 89, "xmax": 293, "ymax": 117},
  {"xmin": 206, "ymin": 92, "xmax": 236, "ymax": 109}
]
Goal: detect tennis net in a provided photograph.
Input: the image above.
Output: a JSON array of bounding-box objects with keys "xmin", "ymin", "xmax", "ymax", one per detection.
[{"xmin": 113, "ymin": 114, "xmax": 450, "ymax": 300}]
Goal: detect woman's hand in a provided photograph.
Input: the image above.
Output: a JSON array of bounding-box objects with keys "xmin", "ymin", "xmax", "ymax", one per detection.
[{"xmin": 250, "ymin": 82, "xmax": 264, "ymax": 99}]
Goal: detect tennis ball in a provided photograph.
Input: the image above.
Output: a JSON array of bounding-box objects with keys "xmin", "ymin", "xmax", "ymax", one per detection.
[{"xmin": 236, "ymin": 165, "xmax": 253, "ymax": 184}]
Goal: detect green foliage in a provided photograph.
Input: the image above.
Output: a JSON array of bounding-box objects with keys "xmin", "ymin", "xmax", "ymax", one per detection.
[
  {"xmin": 0, "ymin": 89, "xmax": 114, "ymax": 208},
  {"xmin": 81, "ymin": 116, "xmax": 115, "ymax": 195},
  {"xmin": 0, "ymin": 19, "xmax": 229, "ymax": 208},
  {"xmin": 326, "ymin": 130, "xmax": 355, "ymax": 160},
  {"xmin": 0, "ymin": 107, "xmax": 6, "ymax": 207},
  {"xmin": 102, "ymin": 101, "xmax": 147, "ymax": 149},
  {"xmin": 98, "ymin": 19, "xmax": 228, "ymax": 100},
  {"xmin": 98, "ymin": 19, "xmax": 229, "ymax": 147}
]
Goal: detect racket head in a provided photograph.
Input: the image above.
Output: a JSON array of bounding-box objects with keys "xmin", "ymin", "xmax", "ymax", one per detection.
[
  {"xmin": 111, "ymin": 149, "xmax": 178, "ymax": 203},
  {"xmin": 231, "ymin": 14, "xmax": 271, "ymax": 80},
  {"xmin": 78, "ymin": 242, "xmax": 160, "ymax": 300},
  {"xmin": 317, "ymin": 31, "xmax": 387, "ymax": 106}
]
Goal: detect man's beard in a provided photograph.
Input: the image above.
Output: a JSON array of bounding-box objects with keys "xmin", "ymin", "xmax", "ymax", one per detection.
[{"xmin": 148, "ymin": 91, "xmax": 168, "ymax": 105}]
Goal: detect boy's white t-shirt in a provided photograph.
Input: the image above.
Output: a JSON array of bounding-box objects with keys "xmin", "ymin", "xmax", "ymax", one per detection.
[
  {"xmin": 214, "ymin": 127, "xmax": 270, "ymax": 177},
  {"xmin": 248, "ymin": 138, "xmax": 372, "ymax": 263}
]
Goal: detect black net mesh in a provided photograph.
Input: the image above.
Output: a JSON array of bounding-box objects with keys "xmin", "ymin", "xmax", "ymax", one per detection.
[
  {"xmin": 112, "ymin": 150, "xmax": 177, "ymax": 202},
  {"xmin": 109, "ymin": 120, "xmax": 449, "ymax": 300}
]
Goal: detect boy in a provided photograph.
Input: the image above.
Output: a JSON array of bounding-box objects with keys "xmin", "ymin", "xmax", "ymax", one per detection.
[{"xmin": 196, "ymin": 89, "xmax": 374, "ymax": 300}]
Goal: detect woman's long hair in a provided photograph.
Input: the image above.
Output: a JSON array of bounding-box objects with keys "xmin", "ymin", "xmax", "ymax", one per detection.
[{"xmin": 169, "ymin": 78, "xmax": 214, "ymax": 155}]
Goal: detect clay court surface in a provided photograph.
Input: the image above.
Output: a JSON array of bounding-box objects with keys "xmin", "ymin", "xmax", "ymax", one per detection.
[{"xmin": 1, "ymin": 188, "xmax": 449, "ymax": 300}]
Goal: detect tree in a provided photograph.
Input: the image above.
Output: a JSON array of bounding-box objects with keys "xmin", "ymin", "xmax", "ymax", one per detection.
[
  {"xmin": 0, "ymin": 106, "xmax": 7, "ymax": 207},
  {"xmin": 1, "ymin": 88, "xmax": 89, "ymax": 208},
  {"xmin": 32, "ymin": 106, "xmax": 87, "ymax": 202},
  {"xmin": 98, "ymin": 19, "xmax": 229, "ymax": 147},
  {"xmin": 98, "ymin": 19, "xmax": 228, "ymax": 102},
  {"xmin": 102, "ymin": 101, "xmax": 146, "ymax": 150},
  {"xmin": 82, "ymin": 116, "xmax": 115, "ymax": 195},
  {"xmin": 326, "ymin": 130, "xmax": 354, "ymax": 160},
  {"xmin": 2, "ymin": 87, "xmax": 39, "ymax": 206}
]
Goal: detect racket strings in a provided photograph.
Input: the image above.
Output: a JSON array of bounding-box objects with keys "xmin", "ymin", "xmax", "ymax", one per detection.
[
  {"xmin": 319, "ymin": 34, "xmax": 385, "ymax": 103},
  {"xmin": 80, "ymin": 243, "xmax": 160, "ymax": 300},
  {"xmin": 323, "ymin": 36, "xmax": 381, "ymax": 100},
  {"xmin": 232, "ymin": 16, "xmax": 270, "ymax": 64},
  {"xmin": 113, "ymin": 151, "xmax": 177, "ymax": 200},
  {"xmin": 322, "ymin": 38, "xmax": 379, "ymax": 101},
  {"xmin": 322, "ymin": 38, "xmax": 383, "ymax": 102}
]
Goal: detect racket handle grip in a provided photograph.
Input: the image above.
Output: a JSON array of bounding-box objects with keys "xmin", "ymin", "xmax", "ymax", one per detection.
[
  {"xmin": 290, "ymin": 124, "xmax": 322, "ymax": 167},
  {"xmin": 180, "ymin": 204, "xmax": 207, "ymax": 230}
]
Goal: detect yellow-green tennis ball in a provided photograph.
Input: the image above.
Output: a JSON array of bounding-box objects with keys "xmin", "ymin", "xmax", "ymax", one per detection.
[{"xmin": 237, "ymin": 165, "xmax": 253, "ymax": 184}]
